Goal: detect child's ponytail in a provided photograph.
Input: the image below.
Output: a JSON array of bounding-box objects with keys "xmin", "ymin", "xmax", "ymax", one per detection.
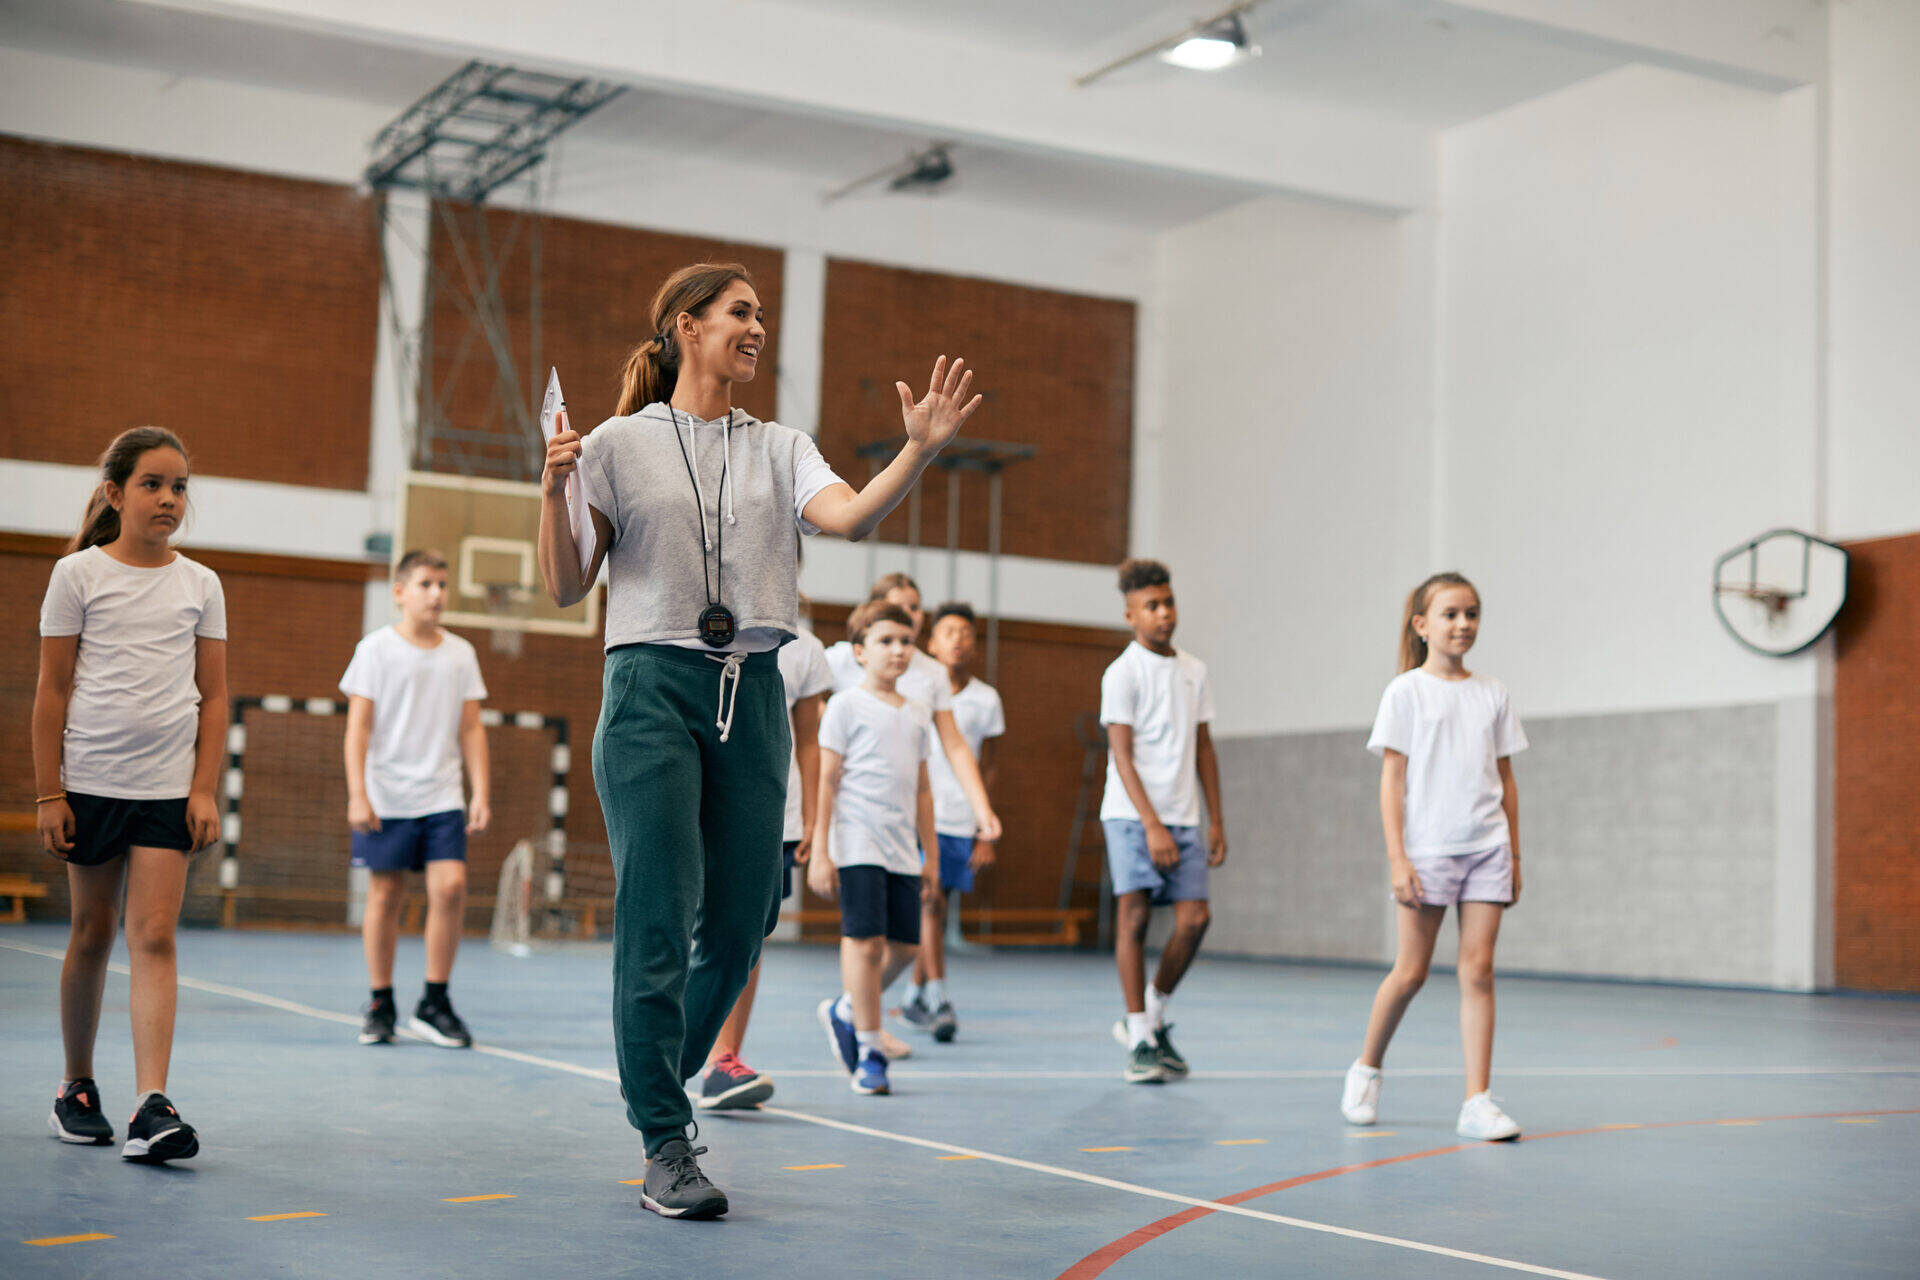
[
  {"xmin": 68, "ymin": 426, "xmax": 189, "ymax": 555},
  {"xmin": 1399, "ymin": 571, "xmax": 1477, "ymax": 672},
  {"xmin": 613, "ymin": 262, "xmax": 755, "ymax": 417}
]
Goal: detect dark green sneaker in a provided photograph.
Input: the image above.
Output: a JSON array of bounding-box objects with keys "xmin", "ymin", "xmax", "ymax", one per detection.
[
  {"xmin": 1154, "ymin": 1024, "xmax": 1189, "ymax": 1077},
  {"xmin": 1124, "ymin": 1038, "xmax": 1169, "ymax": 1084}
]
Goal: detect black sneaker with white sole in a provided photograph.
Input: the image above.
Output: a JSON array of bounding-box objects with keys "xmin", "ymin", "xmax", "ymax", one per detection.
[
  {"xmin": 641, "ymin": 1137, "xmax": 728, "ymax": 1219},
  {"xmin": 409, "ymin": 999, "xmax": 472, "ymax": 1048},
  {"xmin": 359, "ymin": 998, "xmax": 396, "ymax": 1045},
  {"xmin": 50, "ymin": 1078, "xmax": 113, "ymax": 1145},
  {"xmin": 929, "ymin": 1001, "xmax": 958, "ymax": 1043},
  {"xmin": 122, "ymin": 1094, "xmax": 198, "ymax": 1163}
]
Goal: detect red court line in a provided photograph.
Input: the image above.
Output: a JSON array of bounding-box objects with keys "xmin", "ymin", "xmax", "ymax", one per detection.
[{"xmin": 1057, "ymin": 1108, "xmax": 1920, "ymax": 1279}]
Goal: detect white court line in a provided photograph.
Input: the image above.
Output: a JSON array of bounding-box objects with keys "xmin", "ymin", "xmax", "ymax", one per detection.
[{"xmin": 1, "ymin": 938, "xmax": 1603, "ymax": 1278}]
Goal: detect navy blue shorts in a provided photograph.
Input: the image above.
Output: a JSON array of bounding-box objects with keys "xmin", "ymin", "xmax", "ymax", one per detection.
[
  {"xmin": 63, "ymin": 792, "xmax": 193, "ymax": 867},
  {"xmin": 838, "ymin": 865, "xmax": 921, "ymax": 944},
  {"xmin": 350, "ymin": 809, "xmax": 466, "ymax": 873},
  {"xmin": 933, "ymin": 833, "xmax": 975, "ymax": 893},
  {"xmin": 781, "ymin": 840, "xmax": 799, "ymax": 901}
]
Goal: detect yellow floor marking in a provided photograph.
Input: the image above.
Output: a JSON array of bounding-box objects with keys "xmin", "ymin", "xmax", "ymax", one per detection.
[
  {"xmin": 1351, "ymin": 1131, "xmax": 1400, "ymax": 1138},
  {"xmin": 444, "ymin": 1194, "xmax": 515, "ymax": 1202},
  {"xmin": 248, "ymin": 1212, "xmax": 326, "ymax": 1222},
  {"xmin": 617, "ymin": 1178, "xmax": 645, "ymax": 1185},
  {"xmin": 783, "ymin": 1163, "xmax": 845, "ymax": 1171},
  {"xmin": 1596, "ymin": 1123, "xmax": 1643, "ymax": 1130},
  {"xmin": 1082, "ymin": 1146, "xmax": 1134, "ymax": 1153},
  {"xmin": 25, "ymin": 1233, "xmax": 115, "ymax": 1247},
  {"xmin": 938, "ymin": 1154, "xmax": 981, "ymax": 1161},
  {"xmin": 1215, "ymin": 1139, "xmax": 1268, "ymax": 1146},
  {"xmin": 1836, "ymin": 1118, "xmax": 1878, "ymax": 1124},
  {"xmin": 1717, "ymin": 1120, "xmax": 1761, "ymax": 1126}
]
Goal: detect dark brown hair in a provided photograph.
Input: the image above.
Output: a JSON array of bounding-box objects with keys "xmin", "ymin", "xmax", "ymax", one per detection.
[
  {"xmin": 869, "ymin": 571, "xmax": 921, "ymax": 602},
  {"xmin": 395, "ymin": 548, "xmax": 449, "ymax": 584},
  {"xmin": 848, "ymin": 600, "xmax": 914, "ymax": 645},
  {"xmin": 1399, "ymin": 572, "xmax": 1479, "ymax": 672},
  {"xmin": 1117, "ymin": 558, "xmax": 1170, "ymax": 595},
  {"xmin": 615, "ymin": 263, "xmax": 756, "ymax": 416},
  {"xmin": 68, "ymin": 426, "xmax": 190, "ymax": 554},
  {"xmin": 931, "ymin": 601, "xmax": 976, "ymax": 629}
]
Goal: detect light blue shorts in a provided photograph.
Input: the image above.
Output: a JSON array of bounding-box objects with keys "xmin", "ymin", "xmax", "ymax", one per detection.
[{"xmin": 1102, "ymin": 819, "xmax": 1208, "ymax": 904}]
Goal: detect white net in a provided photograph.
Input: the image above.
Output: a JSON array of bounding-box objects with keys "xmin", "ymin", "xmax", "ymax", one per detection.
[{"xmin": 490, "ymin": 839, "xmax": 534, "ymax": 956}]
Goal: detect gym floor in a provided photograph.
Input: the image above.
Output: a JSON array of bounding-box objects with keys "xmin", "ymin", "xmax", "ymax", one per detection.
[{"xmin": 2, "ymin": 924, "xmax": 1916, "ymax": 1279}]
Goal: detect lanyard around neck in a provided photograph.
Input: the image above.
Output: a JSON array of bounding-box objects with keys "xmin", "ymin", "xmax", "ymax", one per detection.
[{"xmin": 667, "ymin": 406, "xmax": 733, "ymax": 609}]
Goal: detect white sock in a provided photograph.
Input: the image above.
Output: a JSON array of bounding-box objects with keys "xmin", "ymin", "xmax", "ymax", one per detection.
[
  {"xmin": 924, "ymin": 978, "xmax": 948, "ymax": 1008},
  {"xmin": 902, "ymin": 981, "xmax": 923, "ymax": 1007},
  {"xmin": 1352, "ymin": 1060, "xmax": 1380, "ymax": 1078},
  {"xmin": 135, "ymin": 1089, "xmax": 165, "ymax": 1109},
  {"xmin": 1145, "ymin": 985, "xmax": 1171, "ymax": 1029},
  {"xmin": 854, "ymin": 1030, "xmax": 881, "ymax": 1057},
  {"xmin": 834, "ymin": 993, "xmax": 853, "ymax": 1022},
  {"xmin": 1125, "ymin": 1011, "xmax": 1154, "ymax": 1047}
]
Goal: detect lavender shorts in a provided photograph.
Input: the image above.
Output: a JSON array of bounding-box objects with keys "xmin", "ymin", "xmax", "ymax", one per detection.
[{"xmin": 1407, "ymin": 844, "xmax": 1512, "ymax": 907}]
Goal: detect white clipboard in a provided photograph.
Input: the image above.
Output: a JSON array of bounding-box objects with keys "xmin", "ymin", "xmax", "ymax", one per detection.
[{"xmin": 539, "ymin": 368, "xmax": 596, "ymax": 579}]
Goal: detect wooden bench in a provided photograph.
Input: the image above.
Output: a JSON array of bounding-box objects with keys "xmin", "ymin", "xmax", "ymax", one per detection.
[
  {"xmin": 960, "ymin": 907, "xmax": 1095, "ymax": 947},
  {"xmin": 0, "ymin": 873, "xmax": 49, "ymax": 923}
]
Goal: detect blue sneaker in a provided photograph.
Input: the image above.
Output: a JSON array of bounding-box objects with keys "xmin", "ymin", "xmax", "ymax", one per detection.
[
  {"xmin": 816, "ymin": 998, "xmax": 858, "ymax": 1073},
  {"xmin": 851, "ymin": 1050, "xmax": 889, "ymax": 1095}
]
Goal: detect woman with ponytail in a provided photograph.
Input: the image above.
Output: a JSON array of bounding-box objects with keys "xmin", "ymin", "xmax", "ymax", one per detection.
[
  {"xmin": 34, "ymin": 427, "xmax": 228, "ymax": 1164},
  {"xmin": 537, "ymin": 262, "xmax": 985, "ymax": 1220}
]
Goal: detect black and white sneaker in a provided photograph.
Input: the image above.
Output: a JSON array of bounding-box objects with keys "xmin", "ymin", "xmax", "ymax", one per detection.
[
  {"xmin": 696, "ymin": 1055, "xmax": 775, "ymax": 1111},
  {"xmin": 641, "ymin": 1136, "xmax": 728, "ymax": 1219},
  {"xmin": 929, "ymin": 1001, "xmax": 958, "ymax": 1043},
  {"xmin": 49, "ymin": 1078, "xmax": 113, "ymax": 1145},
  {"xmin": 895, "ymin": 995, "xmax": 935, "ymax": 1032},
  {"xmin": 359, "ymin": 998, "xmax": 396, "ymax": 1045},
  {"xmin": 122, "ymin": 1094, "xmax": 198, "ymax": 1163},
  {"xmin": 409, "ymin": 999, "xmax": 472, "ymax": 1048}
]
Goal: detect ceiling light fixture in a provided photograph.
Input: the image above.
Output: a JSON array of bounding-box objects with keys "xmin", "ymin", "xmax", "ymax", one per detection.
[
  {"xmin": 1075, "ymin": 2, "xmax": 1262, "ymax": 88},
  {"xmin": 822, "ymin": 142, "xmax": 957, "ymax": 204},
  {"xmin": 1159, "ymin": 14, "xmax": 1260, "ymax": 71}
]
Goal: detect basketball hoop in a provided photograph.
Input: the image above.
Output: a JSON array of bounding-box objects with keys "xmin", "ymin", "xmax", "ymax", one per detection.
[
  {"xmin": 1710, "ymin": 529, "xmax": 1848, "ymax": 657},
  {"xmin": 484, "ymin": 583, "xmax": 531, "ymax": 657}
]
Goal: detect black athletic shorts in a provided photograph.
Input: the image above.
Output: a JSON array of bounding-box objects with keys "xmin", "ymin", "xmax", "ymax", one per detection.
[
  {"xmin": 62, "ymin": 792, "xmax": 194, "ymax": 867},
  {"xmin": 781, "ymin": 840, "xmax": 799, "ymax": 901},
  {"xmin": 837, "ymin": 865, "xmax": 921, "ymax": 944}
]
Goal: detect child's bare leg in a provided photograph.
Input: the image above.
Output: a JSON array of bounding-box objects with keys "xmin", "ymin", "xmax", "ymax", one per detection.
[
  {"xmin": 707, "ymin": 959, "xmax": 761, "ymax": 1064},
  {"xmin": 842, "ymin": 936, "xmax": 887, "ymax": 1031},
  {"xmin": 363, "ymin": 870, "xmax": 405, "ymax": 989},
  {"xmin": 881, "ymin": 940, "xmax": 917, "ymax": 993},
  {"xmin": 1456, "ymin": 902, "xmax": 1504, "ymax": 1096},
  {"xmin": 423, "ymin": 859, "xmax": 467, "ymax": 984},
  {"xmin": 1114, "ymin": 891, "xmax": 1151, "ymax": 1013},
  {"xmin": 1151, "ymin": 898, "xmax": 1211, "ymax": 997},
  {"xmin": 917, "ymin": 891, "xmax": 948, "ymax": 985},
  {"xmin": 62, "ymin": 860, "xmax": 126, "ymax": 1081},
  {"xmin": 124, "ymin": 847, "xmax": 189, "ymax": 1096},
  {"xmin": 1359, "ymin": 904, "xmax": 1446, "ymax": 1069}
]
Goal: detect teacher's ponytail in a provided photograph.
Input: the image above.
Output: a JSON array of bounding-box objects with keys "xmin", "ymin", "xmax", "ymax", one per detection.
[{"xmin": 614, "ymin": 262, "xmax": 755, "ymax": 416}]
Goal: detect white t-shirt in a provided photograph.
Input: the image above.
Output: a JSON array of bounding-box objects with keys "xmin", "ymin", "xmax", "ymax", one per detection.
[
  {"xmin": 824, "ymin": 641, "xmax": 954, "ymax": 715},
  {"xmin": 818, "ymin": 686, "xmax": 930, "ymax": 875},
  {"xmin": 339, "ymin": 626, "xmax": 488, "ymax": 820},
  {"xmin": 778, "ymin": 629, "xmax": 835, "ymax": 843},
  {"xmin": 39, "ymin": 547, "xmax": 228, "ymax": 800},
  {"xmin": 1366, "ymin": 668, "xmax": 1528, "ymax": 857},
  {"xmin": 1099, "ymin": 642, "xmax": 1214, "ymax": 827},
  {"xmin": 931, "ymin": 677, "xmax": 1005, "ymax": 837}
]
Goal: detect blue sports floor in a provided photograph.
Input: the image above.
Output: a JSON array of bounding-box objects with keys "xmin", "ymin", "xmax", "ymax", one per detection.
[{"xmin": 3, "ymin": 924, "xmax": 1917, "ymax": 1279}]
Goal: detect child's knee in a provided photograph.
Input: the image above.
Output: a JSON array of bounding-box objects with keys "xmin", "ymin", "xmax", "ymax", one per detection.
[
  {"xmin": 1392, "ymin": 960, "xmax": 1430, "ymax": 992},
  {"xmin": 68, "ymin": 913, "xmax": 116, "ymax": 958},
  {"xmin": 1174, "ymin": 901, "xmax": 1211, "ymax": 935},
  {"xmin": 1457, "ymin": 952, "xmax": 1495, "ymax": 991},
  {"xmin": 124, "ymin": 915, "xmax": 176, "ymax": 961}
]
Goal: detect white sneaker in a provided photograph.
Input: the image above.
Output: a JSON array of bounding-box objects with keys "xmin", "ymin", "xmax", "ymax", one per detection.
[
  {"xmin": 1456, "ymin": 1091, "xmax": 1521, "ymax": 1141},
  {"xmin": 1340, "ymin": 1061, "xmax": 1381, "ymax": 1125}
]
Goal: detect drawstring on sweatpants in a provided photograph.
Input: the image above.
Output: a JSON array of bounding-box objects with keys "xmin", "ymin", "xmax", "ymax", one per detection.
[{"xmin": 707, "ymin": 652, "xmax": 746, "ymax": 743}]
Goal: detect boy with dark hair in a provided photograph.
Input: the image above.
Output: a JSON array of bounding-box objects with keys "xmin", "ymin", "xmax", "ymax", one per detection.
[
  {"xmin": 810, "ymin": 601, "xmax": 939, "ymax": 1096},
  {"xmin": 341, "ymin": 549, "xmax": 490, "ymax": 1048},
  {"xmin": 1100, "ymin": 559, "xmax": 1227, "ymax": 1083},
  {"xmin": 897, "ymin": 602, "xmax": 1004, "ymax": 1042}
]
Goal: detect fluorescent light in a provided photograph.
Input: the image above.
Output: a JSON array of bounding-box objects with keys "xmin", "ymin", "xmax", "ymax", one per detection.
[{"xmin": 1158, "ymin": 14, "xmax": 1259, "ymax": 71}]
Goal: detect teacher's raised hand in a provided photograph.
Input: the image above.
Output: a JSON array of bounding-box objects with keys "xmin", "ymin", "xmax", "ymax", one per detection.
[{"xmin": 896, "ymin": 356, "xmax": 981, "ymax": 456}]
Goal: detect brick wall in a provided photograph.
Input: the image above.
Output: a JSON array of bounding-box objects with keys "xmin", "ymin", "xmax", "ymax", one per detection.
[
  {"xmin": 818, "ymin": 259, "xmax": 1134, "ymax": 566},
  {"xmin": 0, "ymin": 136, "xmax": 380, "ymax": 490},
  {"xmin": 420, "ymin": 203, "xmax": 784, "ymax": 477},
  {"xmin": 1833, "ymin": 531, "xmax": 1920, "ymax": 991}
]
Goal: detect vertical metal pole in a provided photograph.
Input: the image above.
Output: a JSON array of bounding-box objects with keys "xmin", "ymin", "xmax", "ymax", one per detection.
[
  {"xmin": 864, "ymin": 455, "xmax": 880, "ymax": 588},
  {"xmin": 945, "ymin": 466, "xmax": 961, "ymax": 604},
  {"xmin": 907, "ymin": 479, "xmax": 922, "ymax": 581},
  {"xmin": 986, "ymin": 468, "xmax": 1003, "ymax": 684}
]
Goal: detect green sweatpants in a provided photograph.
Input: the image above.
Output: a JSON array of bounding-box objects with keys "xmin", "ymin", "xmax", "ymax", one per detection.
[{"xmin": 593, "ymin": 643, "xmax": 789, "ymax": 1155}]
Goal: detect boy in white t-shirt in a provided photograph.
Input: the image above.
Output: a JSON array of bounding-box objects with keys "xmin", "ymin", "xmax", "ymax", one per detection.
[
  {"xmin": 809, "ymin": 601, "xmax": 938, "ymax": 1097},
  {"xmin": 896, "ymin": 602, "xmax": 1004, "ymax": 1043},
  {"xmin": 340, "ymin": 549, "xmax": 490, "ymax": 1050},
  {"xmin": 1099, "ymin": 559, "xmax": 1227, "ymax": 1085}
]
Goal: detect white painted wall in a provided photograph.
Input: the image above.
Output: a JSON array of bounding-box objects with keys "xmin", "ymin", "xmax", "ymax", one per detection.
[
  {"xmin": 1437, "ymin": 64, "xmax": 1822, "ymax": 719},
  {"xmin": 1826, "ymin": 0, "xmax": 1920, "ymax": 542},
  {"xmin": 1147, "ymin": 194, "xmax": 1435, "ymax": 737}
]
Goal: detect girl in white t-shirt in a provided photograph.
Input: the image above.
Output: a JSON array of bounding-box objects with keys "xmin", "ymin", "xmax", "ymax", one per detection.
[
  {"xmin": 33, "ymin": 427, "xmax": 228, "ymax": 1164},
  {"xmin": 1342, "ymin": 572, "xmax": 1527, "ymax": 1143}
]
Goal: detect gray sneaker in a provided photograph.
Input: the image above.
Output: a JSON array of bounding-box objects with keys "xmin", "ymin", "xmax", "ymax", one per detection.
[
  {"xmin": 640, "ymin": 1137, "xmax": 729, "ymax": 1219},
  {"xmin": 1125, "ymin": 1039, "xmax": 1169, "ymax": 1084},
  {"xmin": 896, "ymin": 996, "xmax": 935, "ymax": 1032},
  {"xmin": 929, "ymin": 1001, "xmax": 958, "ymax": 1043}
]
